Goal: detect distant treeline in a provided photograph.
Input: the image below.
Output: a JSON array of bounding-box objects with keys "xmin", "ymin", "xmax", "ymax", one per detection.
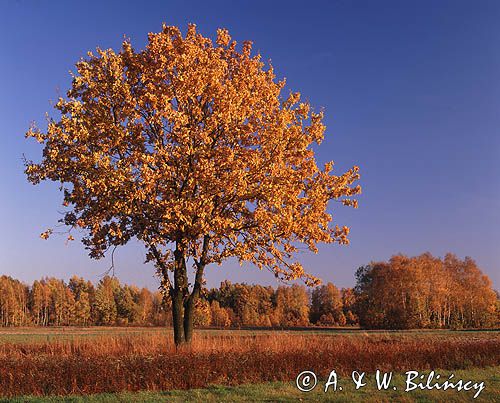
[{"xmin": 0, "ymin": 253, "xmax": 498, "ymax": 329}]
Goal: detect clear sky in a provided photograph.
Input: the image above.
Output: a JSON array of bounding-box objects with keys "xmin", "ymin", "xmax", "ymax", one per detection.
[{"xmin": 0, "ymin": 0, "xmax": 498, "ymax": 291}]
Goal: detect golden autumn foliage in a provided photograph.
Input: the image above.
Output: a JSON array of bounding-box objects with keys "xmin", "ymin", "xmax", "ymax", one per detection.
[
  {"xmin": 24, "ymin": 24, "xmax": 360, "ymax": 343},
  {"xmin": 355, "ymin": 253, "xmax": 498, "ymax": 329}
]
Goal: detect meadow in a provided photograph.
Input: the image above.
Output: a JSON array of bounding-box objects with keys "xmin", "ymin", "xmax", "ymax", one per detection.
[
  {"xmin": 0, "ymin": 327, "xmax": 498, "ymax": 401},
  {"xmin": 5, "ymin": 367, "xmax": 499, "ymax": 402}
]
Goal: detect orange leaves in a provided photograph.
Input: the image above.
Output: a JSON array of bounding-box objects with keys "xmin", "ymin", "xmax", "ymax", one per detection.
[
  {"xmin": 40, "ymin": 229, "xmax": 52, "ymax": 240},
  {"xmin": 216, "ymin": 28, "xmax": 231, "ymax": 47},
  {"xmin": 25, "ymin": 124, "xmax": 45, "ymax": 144},
  {"xmin": 25, "ymin": 24, "xmax": 361, "ymax": 286}
]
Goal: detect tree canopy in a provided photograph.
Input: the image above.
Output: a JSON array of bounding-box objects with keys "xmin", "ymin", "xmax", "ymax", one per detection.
[{"xmin": 354, "ymin": 253, "xmax": 498, "ymax": 329}]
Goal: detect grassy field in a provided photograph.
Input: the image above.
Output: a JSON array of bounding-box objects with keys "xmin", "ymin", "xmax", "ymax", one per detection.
[
  {"xmin": 0, "ymin": 327, "xmax": 498, "ymax": 401},
  {"xmin": 0, "ymin": 326, "xmax": 496, "ymax": 343}
]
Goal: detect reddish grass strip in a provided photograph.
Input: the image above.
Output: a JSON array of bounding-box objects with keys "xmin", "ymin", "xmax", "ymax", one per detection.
[{"xmin": 0, "ymin": 333, "xmax": 498, "ymax": 396}]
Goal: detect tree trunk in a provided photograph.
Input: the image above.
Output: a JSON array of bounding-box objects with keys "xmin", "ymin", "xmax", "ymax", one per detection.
[
  {"xmin": 171, "ymin": 288, "xmax": 185, "ymax": 346},
  {"xmin": 172, "ymin": 249, "xmax": 187, "ymax": 347},
  {"xmin": 171, "ymin": 291, "xmax": 198, "ymax": 346},
  {"xmin": 167, "ymin": 238, "xmax": 208, "ymax": 347},
  {"xmin": 184, "ymin": 297, "xmax": 195, "ymax": 343}
]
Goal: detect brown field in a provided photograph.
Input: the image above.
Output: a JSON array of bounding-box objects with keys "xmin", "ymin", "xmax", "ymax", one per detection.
[{"xmin": 0, "ymin": 327, "xmax": 498, "ymax": 397}]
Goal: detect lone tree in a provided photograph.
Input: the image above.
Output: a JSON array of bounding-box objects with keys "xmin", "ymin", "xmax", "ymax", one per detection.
[{"xmin": 25, "ymin": 25, "xmax": 361, "ymax": 345}]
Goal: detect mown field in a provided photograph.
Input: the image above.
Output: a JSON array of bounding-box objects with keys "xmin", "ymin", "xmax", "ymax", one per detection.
[{"xmin": 0, "ymin": 327, "xmax": 498, "ymax": 401}]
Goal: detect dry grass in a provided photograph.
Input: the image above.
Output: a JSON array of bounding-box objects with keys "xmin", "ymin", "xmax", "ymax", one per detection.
[{"xmin": 0, "ymin": 330, "xmax": 498, "ymax": 397}]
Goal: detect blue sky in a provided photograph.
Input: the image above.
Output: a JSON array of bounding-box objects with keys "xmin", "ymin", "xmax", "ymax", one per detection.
[{"xmin": 1, "ymin": 0, "xmax": 498, "ymax": 290}]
